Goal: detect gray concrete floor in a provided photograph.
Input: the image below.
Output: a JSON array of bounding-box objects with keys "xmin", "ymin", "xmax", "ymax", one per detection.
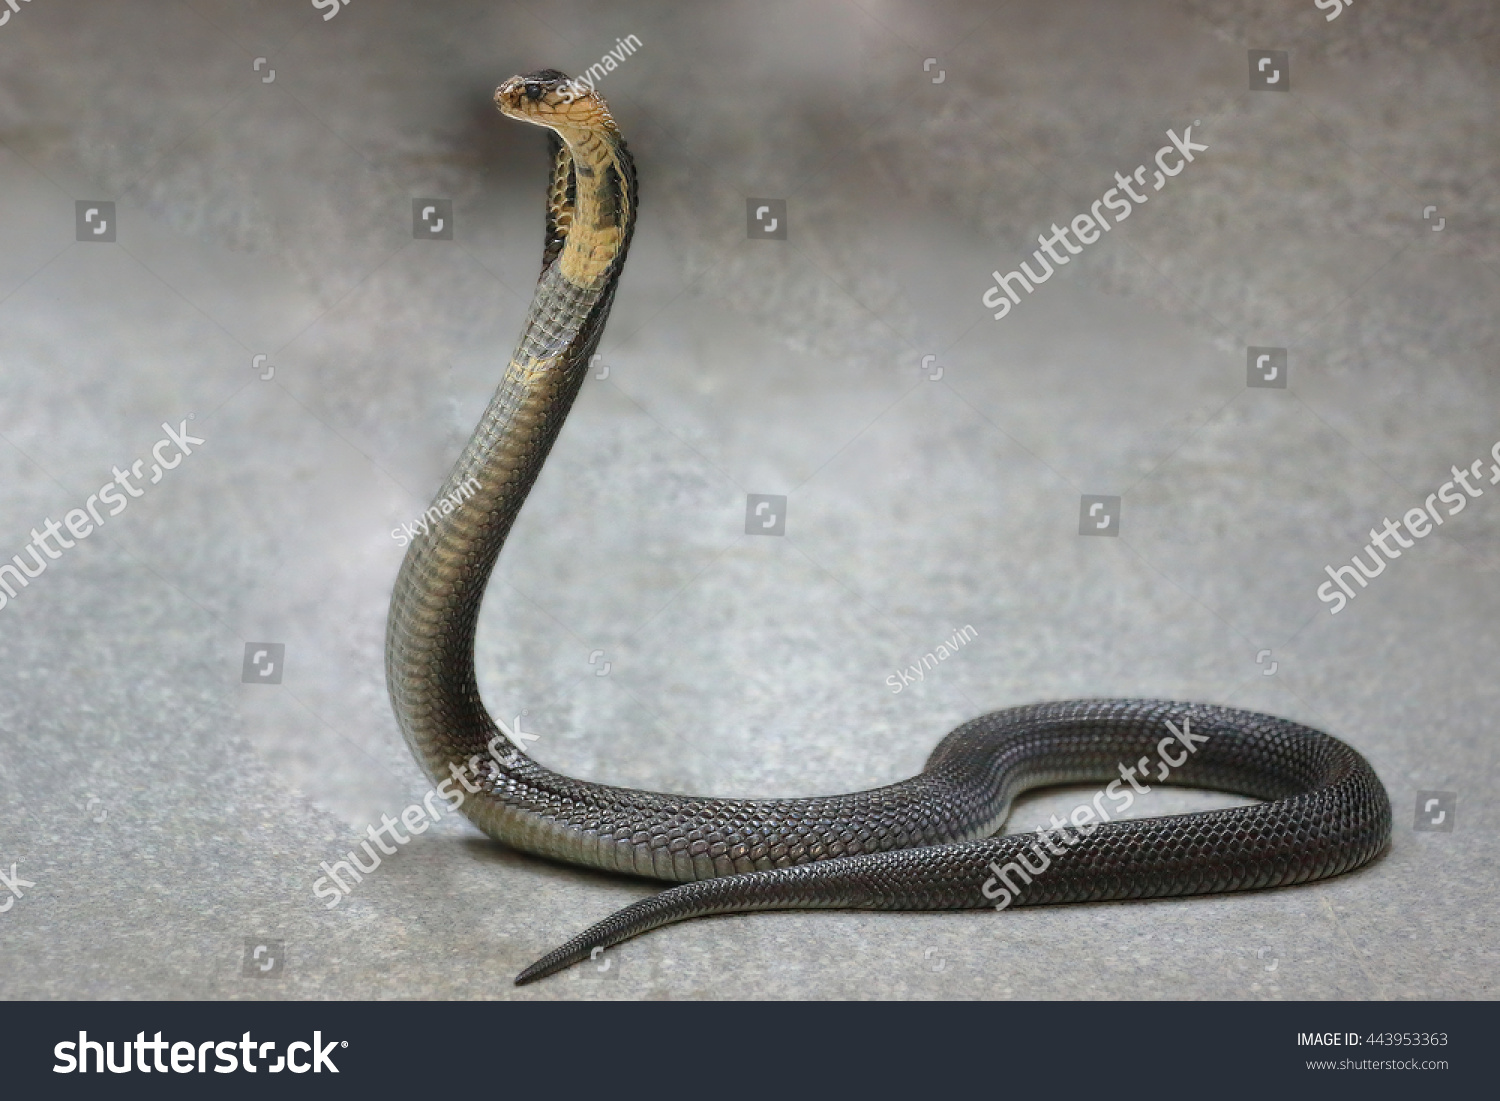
[{"xmin": 0, "ymin": 0, "xmax": 1496, "ymax": 999}]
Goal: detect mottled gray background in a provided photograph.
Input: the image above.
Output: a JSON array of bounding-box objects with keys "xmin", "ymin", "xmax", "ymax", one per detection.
[{"xmin": 0, "ymin": 0, "xmax": 1496, "ymax": 1000}]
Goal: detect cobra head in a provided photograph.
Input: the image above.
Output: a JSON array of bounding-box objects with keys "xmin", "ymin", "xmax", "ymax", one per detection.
[{"xmin": 494, "ymin": 69, "xmax": 619, "ymax": 134}]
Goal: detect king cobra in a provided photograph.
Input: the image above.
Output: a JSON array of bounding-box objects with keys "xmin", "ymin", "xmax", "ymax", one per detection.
[{"xmin": 384, "ymin": 70, "xmax": 1392, "ymax": 985}]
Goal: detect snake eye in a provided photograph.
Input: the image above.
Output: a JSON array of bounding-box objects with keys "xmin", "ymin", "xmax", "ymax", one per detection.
[{"xmin": 525, "ymin": 83, "xmax": 544, "ymax": 101}]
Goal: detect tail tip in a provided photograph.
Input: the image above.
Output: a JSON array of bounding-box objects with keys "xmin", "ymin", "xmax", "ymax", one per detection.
[{"xmin": 514, "ymin": 952, "xmax": 569, "ymax": 986}]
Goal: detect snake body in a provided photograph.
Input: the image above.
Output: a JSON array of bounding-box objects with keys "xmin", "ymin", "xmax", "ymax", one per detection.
[{"xmin": 384, "ymin": 71, "xmax": 1391, "ymax": 985}]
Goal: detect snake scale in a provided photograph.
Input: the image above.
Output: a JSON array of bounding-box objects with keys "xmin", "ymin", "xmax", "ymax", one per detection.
[{"xmin": 383, "ymin": 70, "xmax": 1392, "ymax": 985}]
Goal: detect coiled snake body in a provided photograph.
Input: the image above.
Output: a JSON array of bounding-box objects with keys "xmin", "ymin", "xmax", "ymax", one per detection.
[{"xmin": 384, "ymin": 71, "xmax": 1391, "ymax": 984}]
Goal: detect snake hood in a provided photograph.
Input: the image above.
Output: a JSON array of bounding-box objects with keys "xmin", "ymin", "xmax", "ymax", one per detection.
[{"xmin": 493, "ymin": 69, "xmax": 635, "ymax": 289}]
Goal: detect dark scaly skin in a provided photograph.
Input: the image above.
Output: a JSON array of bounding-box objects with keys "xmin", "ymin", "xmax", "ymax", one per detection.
[{"xmin": 383, "ymin": 71, "xmax": 1393, "ymax": 985}]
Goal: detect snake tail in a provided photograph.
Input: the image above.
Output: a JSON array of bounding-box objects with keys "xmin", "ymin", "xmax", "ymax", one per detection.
[{"xmin": 517, "ymin": 704, "xmax": 1389, "ymax": 983}]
